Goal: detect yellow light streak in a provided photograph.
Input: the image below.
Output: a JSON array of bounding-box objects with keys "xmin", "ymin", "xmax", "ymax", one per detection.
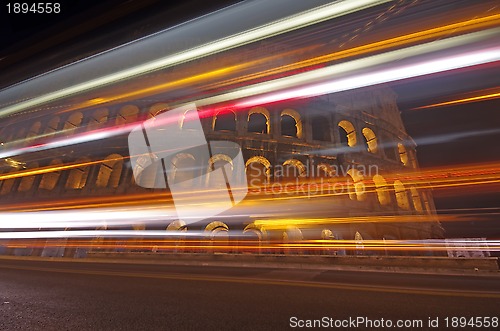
[
  {"xmin": 53, "ymin": 13, "xmax": 500, "ymax": 113},
  {"xmin": 413, "ymin": 90, "xmax": 500, "ymax": 109},
  {"xmin": 0, "ymin": 0, "xmax": 390, "ymax": 118},
  {"xmin": 204, "ymin": 13, "xmax": 500, "ymax": 91}
]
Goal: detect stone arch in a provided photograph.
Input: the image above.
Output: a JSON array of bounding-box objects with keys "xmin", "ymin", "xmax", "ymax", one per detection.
[
  {"xmin": 394, "ymin": 180, "xmax": 410, "ymax": 210},
  {"xmin": 0, "ymin": 176, "xmax": 15, "ymax": 195},
  {"xmin": 65, "ymin": 158, "xmax": 91, "ymax": 189},
  {"xmin": 410, "ymin": 187, "xmax": 423, "ymax": 212},
  {"xmin": 362, "ymin": 127, "xmax": 378, "ymax": 153},
  {"xmin": 205, "ymin": 221, "xmax": 229, "ymax": 252},
  {"xmin": 243, "ymin": 223, "xmax": 268, "ymax": 242},
  {"xmin": 338, "ymin": 120, "xmax": 357, "ymax": 147},
  {"xmin": 280, "ymin": 108, "xmax": 302, "ymax": 138},
  {"xmin": 213, "ymin": 110, "xmax": 236, "ymax": 131},
  {"xmin": 248, "ymin": 107, "xmax": 270, "ymax": 134},
  {"xmin": 170, "ymin": 153, "xmax": 196, "ymax": 187},
  {"xmin": 283, "ymin": 226, "xmax": 303, "ymax": 254},
  {"xmin": 44, "ymin": 117, "xmax": 60, "ymax": 135},
  {"xmin": 316, "ymin": 163, "xmax": 335, "ymax": 178},
  {"xmin": 115, "ymin": 105, "xmax": 139, "ymax": 125},
  {"xmin": 87, "ymin": 108, "xmax": 109, "ymax": 130},
  {"xmin": 167, "ymin": 220, "xmax": 187, "ymax": 232},
  {"xmin": 147, "ymin": 103, "xmax": 169, "ymax": 119},
  {"xmin": 207, "ymin": 154, "xmax": 233, "ymax": 189},
  {"xmin": 347, "ymin": 168, "xmax": 366, "ymax": 201},
  {"xmin": 26, "ymin": 121, "xmax": 42, "ymax": 139},
  {"xmin": 283, "ymin": 226, "xmax": 303, "ymax": 241},
  {"xmin": 96, "ymin": 154, "xmax": 124, "ymax": 188},
  {"xmin": 165, "ymin": 220, "xmax": 187, "ymax": 253},
  {"xmin": 63, "ymin": 112, "xmax": 84, "ymax": 131},
  {"xmin": 398, "ymin": 143, "xmax": 409, "ymax": 166},
  {"xmin": 133, "ymin": 153, "xmax": 162, "ymax": 189},
  {"xmin": 354, "ymin": 231, "xmax": 365, "ymax": 254},
  {"xmin": 39, "ymin": 159, "xmax": 63, "ymax": 191},
  {"xmin": 282, "ymin": 159, "xmax": 306, "ymax": 181},
  {"xmin": 208, "ymin": 154, "xmax": 233, "ymax": 170},
  {"xmin": 18, "ymin": 162, "xmax": 39, "ymax": 192},
  {"xmin": 205, "ymin": 221, "xmax": 229, "ymax": 233},
  {"xmin": 373, "ymin": 174, "xmax": 391, "ymax": 205},
  {"xmin": 321, "ymin": 229, "xmax": 345, "ymax": 255},
  {"xmin": 180, "ymin": 108, "xmax": 200, "ymax": 130},
  {"xmin": 245, "ymin": 156, "xmax": 271, "ymax": 186},
  {"xmin": 321, "ymin": 229, "xmax": 334, "ymax": 240},
  {"xmin": 345, "ymin": 173, "xmax": 356, "ymax": 200}
]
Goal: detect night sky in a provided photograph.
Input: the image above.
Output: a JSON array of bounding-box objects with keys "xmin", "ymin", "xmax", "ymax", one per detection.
[{"xmin": 1, "ymin": 0, "xmax": 498, "ymax": 240}]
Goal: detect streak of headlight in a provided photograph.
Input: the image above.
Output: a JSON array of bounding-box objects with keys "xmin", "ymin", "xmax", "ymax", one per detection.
[
  {"xmin": 2, "ymin": 29, "xmax": 499, "ymax": 160},
  {"xmin": 205, "ymin": 14, "xmax": 500, "ymax": 91},
  {"xmin": 0, "ymin": 155, "xmax": 125, "ymax": 180},
  {"xmin": 0, "ymin": 209, "xmax": 177, "ymax": 229},
  {"xmin": 413, "ymin": 90, "xmax": 500, "ymax": 109},
  {"xmin": 4, "ymin": 238, "xmax": 499, "ymax": 254},
  {"xmin": 193, "ymin": 28, "xmax": 500, "ymax": 107},
  {"xmin": 0, "ymin": 230, "xmax": 205, "ymax": 239},
  {"xmin": 56, "ymin": 13, "xmax": 500, "ymax": 110},
  {"xmin": 234, "ymin": 47, "xmax": 500, "ymax": 108},
  {"xmin": 0, "ymin": 0, "xmax": 389, "ymax": 117},
  {"xmin": 0, "ymin": 122, "xmax": 136, "ymax": 159}
]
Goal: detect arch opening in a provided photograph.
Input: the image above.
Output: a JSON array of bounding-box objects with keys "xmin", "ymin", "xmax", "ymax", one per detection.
[
  {"xmin": 362, "ymin": 127, "xmax": 378, "ymax": 153},
  {"xmin": 394, "ymin": 180, "xmax": 410, "ymax": 210},
  {"xmin": 373, "ymin": 174, "xmax": 391, "ymax": 205},
  {"xmin": 96, "ymin": 154, "xmax": 124, "ymax": 188},
  {"xmin": 214, "ymin": 111, "xmax": 236, "ymax": 131},
  {"xmin": 338, "ymin": 120, "xmax": 356, "ymax": 147},
  {"xmin": 39, "ymin": 159, "xmax": 63, "ymax": 191}
]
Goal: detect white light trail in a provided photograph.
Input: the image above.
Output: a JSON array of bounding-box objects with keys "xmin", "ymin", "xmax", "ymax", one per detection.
[
  {"xmin": 0, "ymin": 209, "xmax": 177, "ymax": 229},
  {"xmin": 1, "ymin": 29, "xmax": 498, "ymax": 160},
  {"xmin": 195, "ymin": 28, "xmax": 500, "ymax": 107},
  {"xmin": 0, "ymin": 0, "xmax": 389, "ymax": 118},
  {"xmin": 236, "ymin": 47, "xmax": 500, "ymax": 107}
]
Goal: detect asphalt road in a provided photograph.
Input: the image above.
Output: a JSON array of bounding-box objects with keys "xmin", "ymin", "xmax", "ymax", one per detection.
[{"xmin": 1, "ymin": 258, "xmax": 499, "ymax": 330}]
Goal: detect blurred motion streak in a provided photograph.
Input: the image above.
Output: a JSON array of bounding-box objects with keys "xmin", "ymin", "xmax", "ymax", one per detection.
[
  {"xmin": 413, "ymin": 88, "xmax": 500, "ymax": 109},
  {"xmin": 1, "ymin": 0, "xmax": 499, "ymax": 259}
]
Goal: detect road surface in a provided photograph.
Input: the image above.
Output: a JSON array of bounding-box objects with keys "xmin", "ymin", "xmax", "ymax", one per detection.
[{"xmin": 1, "ymin": 258, "xmax": 499, "ymax": 330}]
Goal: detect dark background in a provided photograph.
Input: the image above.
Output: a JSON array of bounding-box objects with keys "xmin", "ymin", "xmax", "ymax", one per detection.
[{"xmin": 1, "ymin": 0, "xmax": 498, "ymax": 240}]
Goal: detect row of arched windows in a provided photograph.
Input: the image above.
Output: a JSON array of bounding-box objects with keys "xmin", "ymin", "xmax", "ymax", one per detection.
[
  {"xmin": 0, "ymin": 103, "xmax": 164, "ymax": 143},
  {"xmin": 0, "ymin": 102, "xmax": 412, "ymax": 168},
  {"xmin": 212, "ymin": 107, "xmax": 304, "ymax": 139},
  {"xmin": 347, "ymin": 170, "xmax": 427, "ymax": 213},
  {"xmin": 0, "ymin": 150, "xmax": 427, "ymax": 215},
  {"xmin": 0, "ymin": 154, "xmax": 125, "ymax": 196},
  {"xmin": 211, "ymin": 107, "xmax": 411, "ymax": 166},
  {"xmin": 136, "ymin": 151, "xmax": 426, "ymax": 213}
]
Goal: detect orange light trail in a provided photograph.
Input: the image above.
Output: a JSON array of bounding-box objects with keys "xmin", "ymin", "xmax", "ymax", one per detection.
[
  {"xmin": 3, "ymin": 239, "xmax": 499, "ymax": 255},
  {"xmin": 413, "ymin": 88, "xmax": 500, "ymax": 109},
  {"xmin": 1, "ymin": 162, "xmax": 499, "ymax": 211},
  {"xmin": 17, "ymin": 12, "xmax": 500, "ymax": 118},
  {"xmin": 204, "ymin": 13, "xmax": 500, "ymax": 92}
]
